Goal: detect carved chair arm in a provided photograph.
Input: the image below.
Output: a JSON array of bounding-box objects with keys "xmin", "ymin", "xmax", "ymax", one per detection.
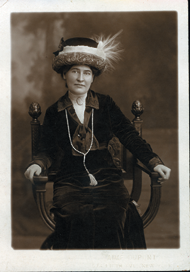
[
  {"xmin": 135, "ymin": 160, "xmax": 162, "ymax": 228},
  {"xmin": 33, "ymin": 174, "xmax": 56, "ymax": 231}
]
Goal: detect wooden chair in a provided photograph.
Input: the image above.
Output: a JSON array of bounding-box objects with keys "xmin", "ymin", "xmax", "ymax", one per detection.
[{"xmin": 28, "ymin": 100, "xmax": 162, "ymax": 249}]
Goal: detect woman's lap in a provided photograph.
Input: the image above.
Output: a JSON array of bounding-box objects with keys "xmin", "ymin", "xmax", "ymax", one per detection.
[{"xmin": 51, "ymin": 179, "xmax": 146, "ymax": 249}]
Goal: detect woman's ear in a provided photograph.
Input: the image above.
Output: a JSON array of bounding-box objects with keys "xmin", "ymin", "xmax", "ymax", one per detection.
[{"xmin": 63, "ymin": 73, "xmax": 66, "ymax": 80}]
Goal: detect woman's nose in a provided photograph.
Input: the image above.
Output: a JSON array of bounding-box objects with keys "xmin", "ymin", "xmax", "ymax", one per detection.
[{"xmin": 77, "ymin": 72, "xmax": 84, "ymax": 81}]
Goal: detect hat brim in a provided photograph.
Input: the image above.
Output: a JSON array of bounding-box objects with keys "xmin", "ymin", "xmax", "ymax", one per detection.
[{"xmin": 52, "ymin": 52, "xmax": 106, "ymax": 74}]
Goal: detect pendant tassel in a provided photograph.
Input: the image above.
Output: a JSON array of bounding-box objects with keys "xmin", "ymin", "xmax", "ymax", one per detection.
[
  {"xmin": 83, "ymin": 154, "xmax": 98, "ymax": 186},
  {"xmin": 88, "ymin": 174, "xmax": 98, "ymax": 186}
]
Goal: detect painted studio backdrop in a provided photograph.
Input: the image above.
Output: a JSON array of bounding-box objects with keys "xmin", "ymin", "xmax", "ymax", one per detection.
[{"xmin": 11, "ymin": 12, "xmax": 178, "ymax": 249}]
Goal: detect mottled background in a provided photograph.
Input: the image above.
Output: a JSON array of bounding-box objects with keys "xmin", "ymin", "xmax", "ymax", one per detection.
[{"xmin": 11, "ymin": 12, "xmax": 178, "ymax": 249}]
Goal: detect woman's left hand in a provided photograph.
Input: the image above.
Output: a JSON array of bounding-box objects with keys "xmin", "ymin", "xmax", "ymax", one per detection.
[{"xmin": 153, "ymin": 165, "xmax": 171, "ymax": 182}]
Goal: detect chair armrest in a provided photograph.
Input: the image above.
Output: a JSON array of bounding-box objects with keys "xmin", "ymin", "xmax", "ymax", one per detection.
[
  {"xmin": 135, "ymin": 160, "xmax": 162, "ymax": 228},
  {"xmin": 33, "ymin": 174, "xmax": 49, "ymax": 192},
  {"xmin": 32, "ymin": 173, "xmax": 56, "ymax": 231}
]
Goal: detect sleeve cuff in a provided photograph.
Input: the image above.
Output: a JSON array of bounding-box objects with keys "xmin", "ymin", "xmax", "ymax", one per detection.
[
  {"xmin": 26, "ymin": 155, "xmax": 52, "ymax": 172},
  {"xmin": 147, "ymin": 156, "xmax": 164, "ymax": 171}
]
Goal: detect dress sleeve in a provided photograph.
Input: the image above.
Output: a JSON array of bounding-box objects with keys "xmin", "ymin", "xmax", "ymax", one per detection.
[
  {"xmin": 106, "ymin": 95, "xmax": 164, "ymax": 170},
  {"xmin": 28, "ymin": 107, "xmax": 57, "ymax": 171}
]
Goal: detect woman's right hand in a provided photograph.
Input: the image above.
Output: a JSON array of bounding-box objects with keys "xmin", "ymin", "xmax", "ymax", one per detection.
[{"xmin": 24, "ymin": 164, "xmax": 42, "ymax": 184}]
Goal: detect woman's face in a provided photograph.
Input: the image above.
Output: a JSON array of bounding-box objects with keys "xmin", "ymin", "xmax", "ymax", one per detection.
[{"xmin": 63, "ymin": 65, "xmax": 94, "ymax": 95}]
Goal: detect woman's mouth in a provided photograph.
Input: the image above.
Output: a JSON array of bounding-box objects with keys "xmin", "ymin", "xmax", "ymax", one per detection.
[{"xmin": 75, "ymin": 84, "xmax": 85, "ymax": 87}]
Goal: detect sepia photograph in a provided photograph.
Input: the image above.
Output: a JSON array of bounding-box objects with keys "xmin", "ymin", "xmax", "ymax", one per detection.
[
  {"xmin": 0, "ymin": 0, "xmax": 189, "ymax": 271},
  {"xmin": 12, "ymin": 11, "xmax": 177, "ymax": 250}
]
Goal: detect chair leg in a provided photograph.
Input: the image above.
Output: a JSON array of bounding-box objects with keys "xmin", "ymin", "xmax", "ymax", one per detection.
[{"xmin": 40, "ymin": 232, "xmax": 55, "ymax": 250}]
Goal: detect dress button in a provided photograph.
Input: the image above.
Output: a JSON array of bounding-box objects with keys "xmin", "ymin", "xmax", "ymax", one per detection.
[{"xmin": 78, "ymin": 134, "xmax": 81, "ymax": 138}]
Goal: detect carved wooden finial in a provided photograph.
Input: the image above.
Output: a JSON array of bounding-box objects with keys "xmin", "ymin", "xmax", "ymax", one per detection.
[
  {"xmin": 29, "ymin": 102, "xmax": 41, "ymax": 122},
  {"xmin": 131, "ymin": 100, "xmax": 144, "ymax": 121}
]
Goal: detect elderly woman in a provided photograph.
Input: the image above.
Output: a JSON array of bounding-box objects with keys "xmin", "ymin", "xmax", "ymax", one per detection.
[{"xmin": 25, "ymin": 33, "xmax": 171, "ymax": 249}]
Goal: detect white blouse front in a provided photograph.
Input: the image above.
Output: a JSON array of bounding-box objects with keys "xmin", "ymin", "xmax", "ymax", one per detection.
[{"xmin": 68, "ymin": 91, "xmax": 87, "ymax": 124}]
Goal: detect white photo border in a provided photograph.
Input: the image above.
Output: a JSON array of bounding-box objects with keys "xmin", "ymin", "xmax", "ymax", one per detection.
[{"xmin": 0, "ymin": 0, "xmax": 189, "ymax": 271}]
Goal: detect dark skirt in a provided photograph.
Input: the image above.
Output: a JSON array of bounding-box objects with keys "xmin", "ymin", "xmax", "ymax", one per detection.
[{"xmin": 50, "ymin": 169, "xmax": 146, "ymax": 249}]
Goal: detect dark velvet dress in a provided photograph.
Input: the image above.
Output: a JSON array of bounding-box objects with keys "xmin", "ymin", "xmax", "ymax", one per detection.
[{"xmin": 31, "ymin": 90, "xmax": 163, "ymax": 249}]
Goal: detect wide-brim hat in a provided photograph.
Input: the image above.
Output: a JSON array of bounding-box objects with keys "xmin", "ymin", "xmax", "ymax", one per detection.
[{"xmin": 52, "ymin": 31, "xmax": 123, "ymax": 74}]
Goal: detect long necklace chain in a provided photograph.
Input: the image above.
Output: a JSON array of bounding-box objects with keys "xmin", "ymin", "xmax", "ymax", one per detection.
[{"xmin": 65, "ymin": 108, "xmax": 95, "ymax": 177}]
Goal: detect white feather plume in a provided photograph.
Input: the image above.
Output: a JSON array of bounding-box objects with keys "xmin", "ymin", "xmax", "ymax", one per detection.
[{"xmin": 92, "ymin": 30, "xmax": 123, "ymax": 71}]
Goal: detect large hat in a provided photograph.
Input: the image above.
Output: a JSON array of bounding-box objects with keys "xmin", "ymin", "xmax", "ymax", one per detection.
[{"xmin": 52, "ymin": 31, "xmax": 123, "ymax": 74}]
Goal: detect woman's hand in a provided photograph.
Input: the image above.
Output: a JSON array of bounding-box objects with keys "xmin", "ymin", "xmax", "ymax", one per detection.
[
  {"xmin": 24, "ymin": 164, "xmax": 42, "ymax": 184},
  {"xmin": 153, "ymin": 165, "xmax": 171, "ymax": 182}
]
